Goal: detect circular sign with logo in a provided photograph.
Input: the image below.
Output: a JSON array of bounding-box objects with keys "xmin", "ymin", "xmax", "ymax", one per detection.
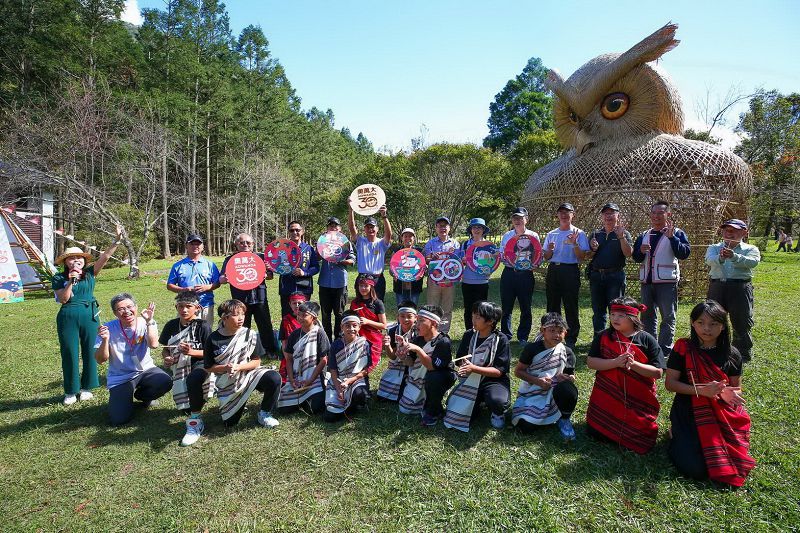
[
  {"xmin": 503, "ymin": 234, "xmax": 542, "ymax": 271},
  {"xmin": 224, "ymin": 251, "xmax": 267, "ymax": 291},
  {"xmin": 428, "ymin": 252, "xmax": 463, "ymax": 286},
  {"xmin": 465, "ymin": 240, "xmax": 500, "ymax": 277},
  {"xmin": 349, "ymin": 183, "xmax": 387, "ymax": 216},
  {"xmin": 390, "ymin": 248, "xmax": 426, "ymax": 282},
  {"xmin": 317, "ymin": 231, "xmax": 351, "ymax": 263},
  {"xmin": 264, "ymin": 239, "xmax": 302, "ymax": 275}
]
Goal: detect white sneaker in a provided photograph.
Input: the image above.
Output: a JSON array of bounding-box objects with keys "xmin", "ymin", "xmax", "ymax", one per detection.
[
  {"xmin": 181, "ymin": 417, "xmax": 204, "ymax": 446},
  {"xmin": 257, "ymin": 410, "xmax": 279, "ymax": 428},
  {"xmin": 78, "ymin": 390, "xmax": 94, "ymax": 401},
  {"xmin": 63, "ymin": 394, "xmax": 77, "ymax": 406},
  {"xmin": 490, "ymin": 413, "xmax": 506, "ymax": 429}
]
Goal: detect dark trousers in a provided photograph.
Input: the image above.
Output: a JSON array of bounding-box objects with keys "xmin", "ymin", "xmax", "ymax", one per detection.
[
  {"xmin": 546, "ymin": 264, "xmax": 581, "ymax": 347},
  {"xmin": 589, "ymin": 270, "xmax": 626, "ymax": 335},
  {"xmin": 244, "ymin": 302, "xmax": 277, "ymax": 353},
  {"xmin": 56, "ymin": 303, "xmax": 100, "ymax": 395},
  {"xmin": 500, "ymin": 268, "xmax": 535, "ymax": 342},
  {"xmin": 108, "ymin": 367, "xmax": 172, "ymax": 426},
  {"xmin": 516, "ymin": 379, "xmax": 578, "ymax": 436},
  {"xmin": 278, "ymin": 390, "xmax": 326, "ymax": 415},
  {"xmin": 319, "ymin": 285, "xmax": 348, "ymax": 341},
  {"xmin": 668, "ymin": 409, "xmax": 709, "ymax": 481},
  {"xmin": 186, "ymin": 365, "xmax": 211, "ymax": 413},
  {"xmin": 374, "ymin": 273, "xmax": 387, "ymax": 302},
  {"xmin": 473, "ymin": 380, "xmax": 511, "ymax": 417},
  {"xmin": 462, "ymin": 282, "xmax": 489, "ymax": 331},
  {"xmin": 223, "ymin": 371, "xmax": 282, "ymax": 427},
  {"xmin": 776, "ymin": 242, "xmax": 787, "ymax": 252},
  {"xmin": 323, "ymin": 387, "xmax": 368, "ymax": 422},
  {"xmin": 424, "ymin": 370, "xmax": 456, "ymax": 417},
  {"xmin": 707, "ymin": 280, "xmax": 755, "ymax": 362}
]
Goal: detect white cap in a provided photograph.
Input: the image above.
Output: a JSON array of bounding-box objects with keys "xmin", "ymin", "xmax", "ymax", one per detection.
[{"xmin": 401, "ymin": 227, "xmax": 416, "ymax": 236}]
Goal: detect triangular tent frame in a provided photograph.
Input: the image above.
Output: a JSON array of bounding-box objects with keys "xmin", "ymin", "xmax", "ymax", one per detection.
[{"xmin": 0, "ymin": 209, "xmax": 56, "ymax": 293}]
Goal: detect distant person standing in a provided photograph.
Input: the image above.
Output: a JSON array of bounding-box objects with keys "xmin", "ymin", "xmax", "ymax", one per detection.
[
  {"xmin": 348, "ymin": 202, "xmax": 393, "ymax": 302},
  {"xmin": 776, "ymin": 229, "xmax": 788, "ymax": 252},
  {"xmin": 499, "ymin": 207, "xmax": 540, "ymax": 346},
  {"xmin": 423, "ymin": 216, "xmax": 459, "ymax": 334},
  {"xmin": 631, "ymin": 201, "xmax": 691, "ymax": 357},
  {"xmin": 318, "ymin": 216, "xmax": 355, "ymax": 341},
  {"xmin": 585, "ymin": 203, "xmax": 632, "ymax": 338},
  {"xmin": 167, "ymin": 234, "xmax": 220, "ymax": 325},
  {"xmin": 705, "ymin": 219, "xmax": 761, "ymax": 363},
  {"xmin": 278, "ymin": 221, "xmax": 320, "ymax": 317},
  {"xmin": 542, "ymin": 203, "xmax": 590, "ymax": 349}
]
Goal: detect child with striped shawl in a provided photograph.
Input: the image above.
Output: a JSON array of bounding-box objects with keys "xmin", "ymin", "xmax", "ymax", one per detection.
[
  {"xmin": 664, "ymin": 300, "xmax": 755, "ymax": 487},
  {"xmin": 376, "ymin": 301, "xmax": 418, "ymax": 401},
  {"xmin": 204, "ymin": 300, "xmax": 282, "ymax": 429},
  {"xmin": 394, "ymin": 305, "xmax": 454, "ymax": 426},
  {"xmin": 324, "ymin": 311, "xmax": 374, "ymax": 422},
  {"xmin": 586, "ymin": 297, "xmax": 664, "ymax": 454},
  {"xmin": 511, "ymin": 313, "xmax": 578, "ymax": 441},
  {"xmin": 444, "ymin": 301, "xmax": 510, "ymax": 431},
  {"xmin": 278, "ymin": 302, "xmax": 330, "ymax": 415},
  {"xmin": 159, "ymin": 293, "xmax": 214, "ymax": 446}
]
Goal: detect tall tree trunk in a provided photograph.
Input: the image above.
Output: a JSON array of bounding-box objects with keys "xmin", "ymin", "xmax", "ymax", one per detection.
[
  {"xmin": 205, "ymin": 127, "xmax": 211, "ymax": 253},
  {"xmin": 161, "ymin": 151, "xmax": 171, "ymax": 258}
]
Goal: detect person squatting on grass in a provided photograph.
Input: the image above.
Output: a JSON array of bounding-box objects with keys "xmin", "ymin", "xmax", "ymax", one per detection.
[
  {"xmin": 203, "ymin": 299, "xmax": 281, "ymax": 430},
  {"xmin": 394, "ymin": 305, "xmax": 455, "ymax": 426},
  {"xmin": 512, "ymin": 313, "xmax": 578, "ymax": 441},
  {"xmin": 376, "ymin": 301, "xmax": 418, "ymax": 402},
  {"xmin": 324, "ymin": 311, "xmax": 373, "ymax": 422},
  {"xmin": 94, "ymin": 293, "xmax": 172, "ymax": 426},
  {"xmin": 278, "ymin": 301, "xmax": 330, "ymax": 416},
  {"xmin": 664, "ymin": 300, "xmax": 755, "ymax": 487},
  {"xmin": 444, "ymin": 301, "xmax": 511, "ymax": 432},
  {"xmin": 585, "ymin": 296, "xmax": 665, "ymax": 454},
  {"xmin": 159, "ymin": 292, "xmax": 214, "ymax": 446},
  {"xmin": 278, "ymin": 292, "xmax": 308, "ymax": 383}
]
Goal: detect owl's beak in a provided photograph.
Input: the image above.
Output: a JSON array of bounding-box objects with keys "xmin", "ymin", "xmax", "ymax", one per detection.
[{"xmin": 575, "ymin": 130, "xmax": 594, "ymax": 155}]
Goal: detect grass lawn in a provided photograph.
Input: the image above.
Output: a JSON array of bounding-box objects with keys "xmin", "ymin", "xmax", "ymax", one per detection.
[{"xmin": 1, "ymin": 248, "xmax": 799, "ymax": 531}]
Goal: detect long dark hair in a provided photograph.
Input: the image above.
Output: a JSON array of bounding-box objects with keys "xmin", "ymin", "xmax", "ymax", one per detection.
[{"xmin": 689, "ymin": 300, "xmax": 732, "ymax": 354}]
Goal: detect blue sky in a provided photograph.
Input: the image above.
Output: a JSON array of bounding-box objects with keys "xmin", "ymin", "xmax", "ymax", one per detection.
[{"xmin": 125, "ymin": 0, "xmax": 799, "ymax": 151}]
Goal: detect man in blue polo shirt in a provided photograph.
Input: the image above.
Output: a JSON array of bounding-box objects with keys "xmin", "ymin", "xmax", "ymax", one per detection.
[
  {"xmin": 278, "ymin": 221, "xmax": 320, "ymax": 317},
  {"xmin": 542, "ymin": 203, "xmax": 590, "ymax": 349},
  {"xmin": 167, "ymin": 233, "xmax": 220, "ymax": 325},
  {"xmin": 318, "ymin": 216, "xmax": 355, "ymax": 341},
  {"xmin": 348, "ymin": 202, "xmax": 393, "ymax": 302}
]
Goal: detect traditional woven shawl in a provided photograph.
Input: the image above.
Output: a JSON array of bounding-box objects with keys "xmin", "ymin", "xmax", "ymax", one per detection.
[
  {"xmin": 443, "ymin": 332, "xmax": 500, "ymax": 432},
  {"xmin": 377, "ymin": 323, "xmax": 416, "ymax": 401},
  {"xmin": 675, "ymin": 339, "xmax": 756, "ymax": 486},
  {"xmin": 278, "ymin": 326, "xmax": 324, "ymax": 408},
  {"xmin": 585, "ymin": 330, "xmax": 660, "ymax": 454},
  {"xmin": 398, "ymin": 334, "xmax": 442, "ymax": 415},
  {"xmin": 168, "ymin": 322, "xmax": 215, "ymax": 410},
  {"xmin": 325, "ymin": 336, "xmax": 370, "ymax": 413},
  {"xmin": 511, "ymin": 342, "xmax": 568, "ymax": 427},
  {"xmin": 214, "ymin": 328, "xmax": 271, "ymax": 420}
]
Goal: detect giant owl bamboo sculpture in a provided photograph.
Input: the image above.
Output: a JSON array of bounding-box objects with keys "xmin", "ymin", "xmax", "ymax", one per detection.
[{"xmin": 523, "ymin": 23, "xmax": 752, "ymax": 299}]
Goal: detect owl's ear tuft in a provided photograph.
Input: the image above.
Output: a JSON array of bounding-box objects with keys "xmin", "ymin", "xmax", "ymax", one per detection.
[
  {"xmin": 633, "ymin": 22, "xmax": 680, "ymax": 64},
  {"xmin": 546, "ymin": 69, "xmax": 575, "ymax": 108}
]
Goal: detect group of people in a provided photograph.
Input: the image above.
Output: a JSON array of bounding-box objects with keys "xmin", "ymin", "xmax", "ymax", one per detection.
[
  {"xmin": 775, "ymin": 229, "xmax": 799, "ymax": 252},
  {"xmin": 50, "ymin": 199, "xmax": 761, "ymax": 487}
]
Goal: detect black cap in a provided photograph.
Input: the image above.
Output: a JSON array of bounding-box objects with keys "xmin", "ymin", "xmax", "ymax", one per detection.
[
  {"xmin": 435, "ymin": 216, "xmax": 451, "ymax": 225},
  {"xmin": 185, "ymin": 233, "xmax": 204, "ymax": 243},
  {"xmin": 326, "ymin": 216, "xmax": 341, "ymax": 226},
  {"xmin": 364, "ymin": 216, "xmax": 378, "ymax": 226},
  {"xmin": 557, "ymin": 203, "xmax": 575, "ymax": 212},
  {"xmin": 600, "ymin": 202, "xmax": 620, "ymax": 213},
  {"xmin": 720, "ymin": 218, "xmax": 748, "ymax": 230},
  {"xmin": 511, "ymin": 207, "xmax": 528, "ymax": 217}
]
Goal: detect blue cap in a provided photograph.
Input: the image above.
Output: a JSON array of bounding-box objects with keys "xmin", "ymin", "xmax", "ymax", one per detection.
[
  {"xmin": 466, "ymin": 217, "xmax": 490, "ymax": 236},
  {"xmin": 720, "ymin": 219, "xmax": 747, "ymax": 230}
]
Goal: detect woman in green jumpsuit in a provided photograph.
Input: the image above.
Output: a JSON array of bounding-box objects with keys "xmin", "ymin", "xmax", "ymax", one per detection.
[{"xmin": 53, "ymin": 228, "xmax": 122, "ymax": 405}]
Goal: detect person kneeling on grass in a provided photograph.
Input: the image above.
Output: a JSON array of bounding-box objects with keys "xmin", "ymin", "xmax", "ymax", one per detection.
[
  {"xmin": 159, "ymin": 292, "xmax": 214, "ymax": 446},
  {"xmin": 278, "ymin": 301, "xmax": 330, "ymax": 415},
  {"xmin": 511, "ymin": 313, "xmax": 578, "ymax": 441},
  {"xmin": 376, "ymin": 301, "xmax": 418, "ymax": 402},
  {"xmin": 94, "ymin": 293, "xmax": 172, "ymax": 426},
  {"xmin": 394, "ymin": 305, "xmax": 454, "ymax": 426},
  {"xmin": 324, "ymin": 311, "xmax": 373, "ymax": 422},
  {"xmin": 443, "ymin": 301, "xmax": 510, "ymax": 431},
  {"xmin": 204, "ymin": 299, "xmax": 281, "ymax": 429},
  {"xmin": 665, "ymin": 300, "xmax": 755, "ymax": 487},
  {"xmin": 586, "ymin": 297, "xmax": 664, "ymax": 454}
]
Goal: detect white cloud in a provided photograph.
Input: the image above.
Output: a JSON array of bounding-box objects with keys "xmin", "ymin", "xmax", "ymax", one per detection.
[
  {"xmin": 684, "ymin": 117, "xmax": 744, "ymax": 151},
  {"xmin": 121, "ymin": 0, "xmax": 143, "ymax": 26}
]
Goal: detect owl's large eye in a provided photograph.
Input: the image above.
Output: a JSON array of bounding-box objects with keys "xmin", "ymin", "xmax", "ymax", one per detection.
[
  {"xmin": 568, "ymin": 110, "xmax": 578, "ymax": 123},
  {"xmin": 601, "ymin": 93, "xmax": 630, "ymax": 120}
]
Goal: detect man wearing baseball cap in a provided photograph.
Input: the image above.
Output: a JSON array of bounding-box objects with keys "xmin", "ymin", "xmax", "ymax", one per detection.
[
  {"xmin": 422, "ymin": 215, "xmax": 459, "ymax": 333},
  {"xmin": 704, "ymin": 219, "xmax": 761, "ymax": 363},
  {"xmin": 318, "ymin": 216, "xmax": 355, "ymax": 341},
  {"xmin": 347, "ymin": 202, "xmax": 393, "ymax": 302},
  {"xmin": 499, "ymin": 207, "xmax": 541, "ymax": 346},
  {"xmin": 167, "ymin": 233, "xmax": 220, "ymax": 325}
]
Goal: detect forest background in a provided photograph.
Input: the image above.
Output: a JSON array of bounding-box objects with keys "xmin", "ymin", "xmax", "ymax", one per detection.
[{"xmin": 0, "ymin": 1, "xmax": 797, "ymax": 278}]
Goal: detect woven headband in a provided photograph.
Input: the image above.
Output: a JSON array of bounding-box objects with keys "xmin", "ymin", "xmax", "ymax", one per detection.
[
  {"xmin": 342, "ymin": 314, "xmax": 360, "ymax": 325},
  {"xmin": 611, "ymin": 303, "xmax": 647, "ymax": 316},
  {"xmin": 417, "ymin": 309, "xmax": 441, "ymax": 324},
  {"xmin": 398, "ymin": 307, "xmax": 418, "ymax": 315}
]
